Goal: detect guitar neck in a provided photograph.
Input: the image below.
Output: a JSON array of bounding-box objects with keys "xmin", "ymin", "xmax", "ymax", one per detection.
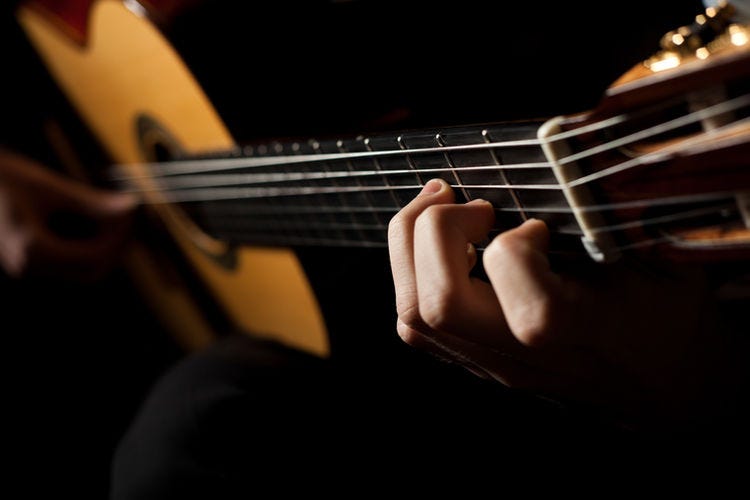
[{"xmin": 132, "ymin": 120, "xmax": 586, "ymax": 255}]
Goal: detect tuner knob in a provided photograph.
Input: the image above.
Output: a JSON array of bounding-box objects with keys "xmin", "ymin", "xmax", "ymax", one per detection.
[
  {"xmin": 661, "ymin": 1, "xmax": 736, "ymax": 55},
  {"xmin": 646, "ymin": 1, "xmax": 746, "ymax": 71}
]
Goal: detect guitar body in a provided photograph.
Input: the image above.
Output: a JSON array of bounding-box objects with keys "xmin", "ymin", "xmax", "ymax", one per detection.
[{"xmin": 17, "ymin": 0, "xmax": 329, "ymax": 355}]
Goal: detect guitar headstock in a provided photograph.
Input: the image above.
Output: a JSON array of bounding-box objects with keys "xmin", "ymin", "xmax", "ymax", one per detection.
[
  {"xmin": 550, "ymin": 1, "xmax": 750, "ymax": 262},
  {"xmin": 617, "ymin": 1, "xmax": 746, "ymax": 83}
]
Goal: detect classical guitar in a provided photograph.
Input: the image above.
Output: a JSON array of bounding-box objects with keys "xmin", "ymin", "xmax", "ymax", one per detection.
[{"xmin": 14, "ymin": 0, "xmax": 750, "ymax": 357}]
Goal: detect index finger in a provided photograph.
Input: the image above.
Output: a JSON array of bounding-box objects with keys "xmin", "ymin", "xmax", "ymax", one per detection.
[{"xmin": 387, "ymin": 178, "xmax": 455, "ymax": 322}]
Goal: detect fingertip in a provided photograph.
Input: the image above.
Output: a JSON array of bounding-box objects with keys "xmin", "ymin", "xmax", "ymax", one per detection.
[
  {"xmin": 514, "ymin": 217, "xmax": 550, "ymax": 249},
  {"xmin": 522, "ymin": 217, "xmax": 548, "ymax": 232},
  {"xmin": 466, "ymin": 198, "xmax": 494, "ymax": 212},
  {"xmin": 418, "ymin": 178, "xmax": 447, "ymax": 196},
  {"xmin": 465, "ymin": 198, "xmax": 495, "ymax": 228}
]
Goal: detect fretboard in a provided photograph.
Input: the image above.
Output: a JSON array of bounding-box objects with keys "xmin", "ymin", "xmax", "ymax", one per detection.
[{"xmin": 140, "ymin": 121, "xmax": 586, "ymax": 254}]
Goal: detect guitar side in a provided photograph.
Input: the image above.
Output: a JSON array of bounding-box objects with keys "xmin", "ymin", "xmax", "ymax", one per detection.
[{"xmin": 17, "ymin": 0, "xmax": 330, "ymax": 356}]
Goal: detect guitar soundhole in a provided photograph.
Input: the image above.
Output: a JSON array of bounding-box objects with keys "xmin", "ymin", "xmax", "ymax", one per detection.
[
  {"xmin": 135, "ymin": 114, "xmax": 183, "ymax": 163},
  {"xmin": 151, "ymin": 142, "xmax": 173, "ymax": 163},
  {"xmin": 132, "ymin": 114, "xmax": 239, "ymax": 269}
]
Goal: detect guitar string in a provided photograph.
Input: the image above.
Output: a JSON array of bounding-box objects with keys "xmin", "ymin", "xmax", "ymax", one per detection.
[
  {"xmin": 136, "ymin": 183, "xmax": 562, "ymax": 203},
  {"xmin": 214, "ymin": 235, "xmax": 604, "ymax": 252},
  {"xmin": 129, "ymin": 163, "xmax": 552, "ymax": 190},
  {"xmin": 184, "ymin": 190, "xmax": 736, "ymax": 219},
  {"xmin": 113, "ymin": 92, "xmax": 750, "ymax": 190},
  {"xmin": 109, "ymin": 112, "xmax": 622, "ymax": 179},
  {"xmin": 219, "ymin": 224, "xmax": 725, "ymax": 255},
  {"xmin": 194, "ymin": 202, "xmax": 737, "ymax": 239},
  {"xmin": 225, "ymin": 229, "xmax": 731, "ymax": 255},
  {"xmin": 130, "ymin": 118, "xmax": 750, "ymax": 203},
  {"xmin": 111, "ymin": 92, "xmax": 750, "ymax": 252},
  {"xmin": 129, "ymin": 106, "xmax": 747, "ymax": 204},
  {"xmin": 110, "ymin": 91, "xmax": 740, "ymax": 179},
  {"xmin": 149, "ymin": 185, "xmax": 744, "ymax": 240}
]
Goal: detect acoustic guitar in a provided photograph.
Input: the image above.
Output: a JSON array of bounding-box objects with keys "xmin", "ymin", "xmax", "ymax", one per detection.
[{"xmin": 14, "ymin": 0, "xmax": 750, "ymax": 358}]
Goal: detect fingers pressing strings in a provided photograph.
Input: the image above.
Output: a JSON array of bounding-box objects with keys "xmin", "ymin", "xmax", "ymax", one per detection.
[{"xmin": 389, "ymin": 179, "xmax": 529, "ymax": 359}]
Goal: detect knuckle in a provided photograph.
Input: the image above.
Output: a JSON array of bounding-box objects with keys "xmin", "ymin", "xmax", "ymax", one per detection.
[
  {"xmin": 388, "ymin": 198, "xmax": 453, "ymax": 241},
  {"xmin": 510, "ymin": 300, "xmax": 556, "ymax": 347},
  {"xmin": 415, "ymin": 203, "xmax": 450, "ymax": 230},
  {"xmin": 419, "ymin": 289, "xmax": 463, "ymax": 333},
  {"xmin": 396, "ymin": 302, "xmax": 423, "ymax": 331},
  {"xmin": 483, "ymin": 231, "xmax": 518, "ymax": 267},
  {"xmin": 396, "ymin": 319, "xmax": 422, "ymax": 347},
  {"xmin": 387, "ymin": 212, "xmax": 408, "ymax": 241}
]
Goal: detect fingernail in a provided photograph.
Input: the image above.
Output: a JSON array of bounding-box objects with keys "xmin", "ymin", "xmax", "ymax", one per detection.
[{"xmin": 419, "ymin": 179, "xmax": 443, "ymax": 196}]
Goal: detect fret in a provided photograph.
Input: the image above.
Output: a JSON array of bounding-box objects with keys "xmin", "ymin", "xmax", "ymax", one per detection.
[
  {"xmin": 363, "ymin": 136, "xmax": 401, "ymax": 220},
  {"xmin": 290, "ymin": 140, "xmax": 346, "ymax": 243},
  {"xmin": 485, "ymin": 124, "xmax": 557, "ymax": 187},
  {"xmin": 434, "ymin": 127, "xmax": 526, "ymax": 232},
  {"xmin": 309, "ymin": 139, "xmax": 366, "ymax": 243},
  {"xmin": 483, "ymin": 123, "xmax": 579, "ymax": 234},
  {"xmin": 365, "ymin": 134, "xmax": 421, "ymax": 207},
  {"xmin": 399, "ymin": 132, "xmax": 466, "ymax": 202},
  {"xmin": 335, "ymin": 138, "xmax": 379, "ymax": 225},
  {"xmin": 253, "ymin": 143, "xmax": 295, "ymax": 242},
  {"xmin": 482, "ymin": 129, "xmax": 526, "ymax": 221},
  {"xmin": 229, "ymin": 144, "xmax": 293, "ymax": 241},
  {"xmin": 396, "ymin": 135, "xmax": 425, "ymax": 186},
  {"xmin": 435, "ymin": 133, "xmax": 471, "ymax": 202},
  {"xmin": 477, "ymin": 126, "xmax": 533, "ymax": 235},
  {"xmin": 334, "ymin": 137, "xmax": 388, "ymax": 244}
]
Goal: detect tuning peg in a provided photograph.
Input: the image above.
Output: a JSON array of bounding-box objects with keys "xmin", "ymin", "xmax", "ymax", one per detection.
[
  {"xmin": 661, "ymin": 1, "xmax": 735, "ymax": 53},
  {"xmin": 646, "ymin": 1, "xmax": 748, "ymax": 71}
]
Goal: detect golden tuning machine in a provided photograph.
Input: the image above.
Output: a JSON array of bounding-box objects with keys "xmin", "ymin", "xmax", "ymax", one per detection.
[{"xmin": 645, "ymin": 1, "xmax": 750, "ymax": 72}]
